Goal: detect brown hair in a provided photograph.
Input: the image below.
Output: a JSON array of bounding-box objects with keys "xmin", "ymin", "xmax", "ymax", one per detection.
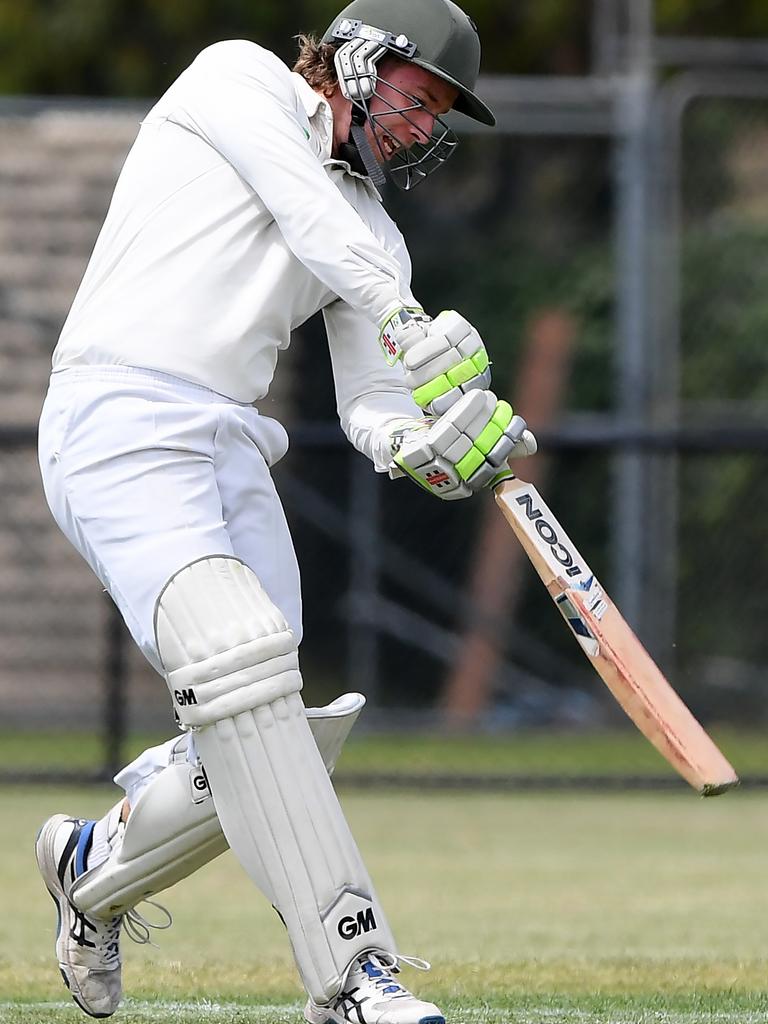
[{"xmin": 293, "ymin": 34, "xmax": 339, "ymax": 94}]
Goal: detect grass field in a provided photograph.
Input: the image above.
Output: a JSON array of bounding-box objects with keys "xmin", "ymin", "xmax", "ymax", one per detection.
[
  {"xmin": 1, "ymin": 782, "xmax": 767, "ymax": 1023},
  {"xmin": 1, "ymin": 727, "xmax": 765, "ymax": 779}
]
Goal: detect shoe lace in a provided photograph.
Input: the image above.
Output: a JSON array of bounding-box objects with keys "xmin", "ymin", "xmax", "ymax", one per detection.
[
  {"xmin": 100, "ymin": 900, "xmax": 173, "ymax": 963},
  {"xmin": 369, "ymin": 952, "xmax": 431, "ymax": 974},
  {"xmin": 356, "ymin": 950, "xmax": 432, "ymax": 997},
  {"xmin": 123, "ymin": 900, "xmax": 173, "ymax": 945}
]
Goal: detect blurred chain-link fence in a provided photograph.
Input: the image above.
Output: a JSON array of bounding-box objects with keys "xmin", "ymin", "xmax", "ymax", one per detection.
[{"xmin": 1, "ymin": 40, "xmax": 767, "ymax": 782}]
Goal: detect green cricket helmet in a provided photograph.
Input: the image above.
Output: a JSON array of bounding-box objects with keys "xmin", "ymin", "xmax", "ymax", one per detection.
[{"xmin": 321, "ymin": 0, "xmax": 494, "ymax": 190}]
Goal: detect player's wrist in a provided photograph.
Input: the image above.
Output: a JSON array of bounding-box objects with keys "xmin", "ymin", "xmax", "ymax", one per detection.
[{"xmin": 377, "ymin": 306, "xmax": 428, "ymax": 366}]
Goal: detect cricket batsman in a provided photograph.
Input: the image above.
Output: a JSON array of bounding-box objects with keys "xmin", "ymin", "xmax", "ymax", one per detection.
[{"xmin": 34, "ymin": 1, "xmax": 536, "ymax": 1020}]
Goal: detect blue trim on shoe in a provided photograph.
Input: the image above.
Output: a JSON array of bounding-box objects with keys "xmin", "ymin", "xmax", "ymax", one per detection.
[{"xmin": 75, "ymin": 821, "xmax": 96, "ymax": 877}]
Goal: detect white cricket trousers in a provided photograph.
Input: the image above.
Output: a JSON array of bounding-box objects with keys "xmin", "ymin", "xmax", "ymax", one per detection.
[{"xmin": 39, "ymin": 366, "xmax": 303, "ymax": 678}]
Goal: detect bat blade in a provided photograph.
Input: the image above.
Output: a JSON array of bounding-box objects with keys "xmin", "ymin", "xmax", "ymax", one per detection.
[{"xmin": 494, "ymin": 477, "xmax": 738, "ymax": 796}]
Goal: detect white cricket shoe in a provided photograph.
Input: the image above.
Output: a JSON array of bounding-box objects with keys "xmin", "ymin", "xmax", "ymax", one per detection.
[
  {"xmin": 35, "ymin": 813, "xmax": 169, "ymax": 1019},
  {"xmin": 304, "ymin": 952, "xmax": 445, "ymax": 1024}
]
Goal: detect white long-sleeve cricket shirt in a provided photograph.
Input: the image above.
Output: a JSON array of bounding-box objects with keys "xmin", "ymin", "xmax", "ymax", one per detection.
[{"xmin": 52, "ymin": 39, "xmax": 423, "ymax": 469}]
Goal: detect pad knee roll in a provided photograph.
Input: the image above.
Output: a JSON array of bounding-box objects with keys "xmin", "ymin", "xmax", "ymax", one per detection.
[{"xmin": 155, "ymin": 556, "xmax": 301, "ymax": 727}]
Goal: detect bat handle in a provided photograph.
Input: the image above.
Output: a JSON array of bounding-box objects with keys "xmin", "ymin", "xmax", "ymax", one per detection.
[{"xmin": 491, "ymin": 468, "xmax": 516, "ymax": 489}]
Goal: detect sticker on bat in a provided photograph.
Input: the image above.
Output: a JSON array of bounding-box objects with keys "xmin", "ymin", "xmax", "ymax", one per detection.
[
  {"xmin": 572, "ymin": 575, "xmax": 608, "ymax": 621},
  {"xmin": 555, "ymin": 593, "xmax": 600, "ymax": 657}
]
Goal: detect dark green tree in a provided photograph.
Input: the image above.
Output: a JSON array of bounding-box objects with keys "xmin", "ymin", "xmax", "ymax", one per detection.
[{"xmin": 2, "ymin": 1, "xmax": 767, "ymax": 98}]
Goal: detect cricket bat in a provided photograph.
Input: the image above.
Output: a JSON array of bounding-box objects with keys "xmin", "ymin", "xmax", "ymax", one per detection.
[{"xmin": 494, "ymin": 476, "xmax": 738, "ymax": 796}]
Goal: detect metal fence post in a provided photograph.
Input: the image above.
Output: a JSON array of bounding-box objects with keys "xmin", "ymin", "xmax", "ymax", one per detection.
[
  {"xmin": 611, "ymin": 0, "xmax": 654, "ymax": 635},
  {"xmin": 104, "ymin": 596, "xmax": 127, "ymax": 781}
]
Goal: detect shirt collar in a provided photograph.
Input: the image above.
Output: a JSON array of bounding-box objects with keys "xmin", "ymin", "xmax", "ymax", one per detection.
[
  {"xmin": 292, "ymin": 72, "xmax": 382, "ymax": 200},
  {"xmin": 292, "ymin": 72, "xmax": 330, "ymax": 123}
]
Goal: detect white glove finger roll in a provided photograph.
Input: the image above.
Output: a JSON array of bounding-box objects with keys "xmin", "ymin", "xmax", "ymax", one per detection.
[
  {"xmin": 442, "ymin": 389, "xmax": 490, "ymax": 433},
  {"xmin": 398, "ymin": 434, "xmax": 435, "ymax": 468},
  {"xmin": 485, "ymin": 433, "xmax": 516, "ymax": 469},
  {"xmin": 505, "ymin": 414, "xmax": 528, "ymax": 442},
  {"xmin": 466, "ymin": 460, "xmax": 503, "ymax": 490},
  {"xmin": 430, "ymin": 310, "xmax": 474, "ymax": 345},
  {"xmin": 428, "ymin": 387, "xmax": 466, "ymax": 416},
  {"xmin": 427, "ymin": 417, "xmax": 461, "ymax": 451},
  {"xmin": 402, "ymin": 334, "xmax": 452, "ymax": 370},
  {"xmin": 404, "ymin": 347, "xmax": 463, "ymax": 387},
  {"xmin": 508, "ymin": 429, "xmax": 538, "ymax": 459}
]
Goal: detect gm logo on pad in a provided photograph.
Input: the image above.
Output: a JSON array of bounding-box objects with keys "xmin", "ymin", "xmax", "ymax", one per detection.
[
  {"xmin": 174, "ymin": 687, "xmax": 198, "ymax": 706},
  {"xmin": 338, "ymin": 907, "xmax": 377, "ymax": 940}
]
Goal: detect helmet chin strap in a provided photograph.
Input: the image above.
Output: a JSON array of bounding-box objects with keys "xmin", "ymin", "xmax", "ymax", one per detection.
[{"xmin": 347, "ymin": 109, "xmax": 386, "ymax": 188}]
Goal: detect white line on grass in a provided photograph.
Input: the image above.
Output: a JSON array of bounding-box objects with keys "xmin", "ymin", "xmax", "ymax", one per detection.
[
  {"xmin": 0, "ymin": 1002, "xmax": 303, "ymax": 1019},
  {"xmin": 1, "ymin": 1004, "xmax": 766, "ymax": 1023},
  {"xmin": 0, "ymin": 1002, "xmax": 304, "ymax": 1021}
]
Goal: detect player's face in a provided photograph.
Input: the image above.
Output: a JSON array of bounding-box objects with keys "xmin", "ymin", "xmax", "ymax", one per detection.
[{"xmin": 364, "ymin": 60, "xmax": 459, "ymax": 162}]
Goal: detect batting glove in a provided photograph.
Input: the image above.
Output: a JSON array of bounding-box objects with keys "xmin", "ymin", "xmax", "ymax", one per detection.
[
  {"xmin": 379, "ymin": 308, "xmax": 492, "ymax": 416},
  {"xmin": 388, "ymin": 390, "xmax": 537, "ymax": 501}
]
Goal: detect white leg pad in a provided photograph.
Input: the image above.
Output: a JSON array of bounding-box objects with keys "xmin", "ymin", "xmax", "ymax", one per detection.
[
  {"xmin": 154, "ymin": 556, "xmax": 396, "ymax": 1004},
  {"xmin": 69, "ymin": 694, "xmax": 365, "ymax": 919},
  {"xmin": 71, "ymin": 754, "xmax": 225, "ymax": 917}
]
